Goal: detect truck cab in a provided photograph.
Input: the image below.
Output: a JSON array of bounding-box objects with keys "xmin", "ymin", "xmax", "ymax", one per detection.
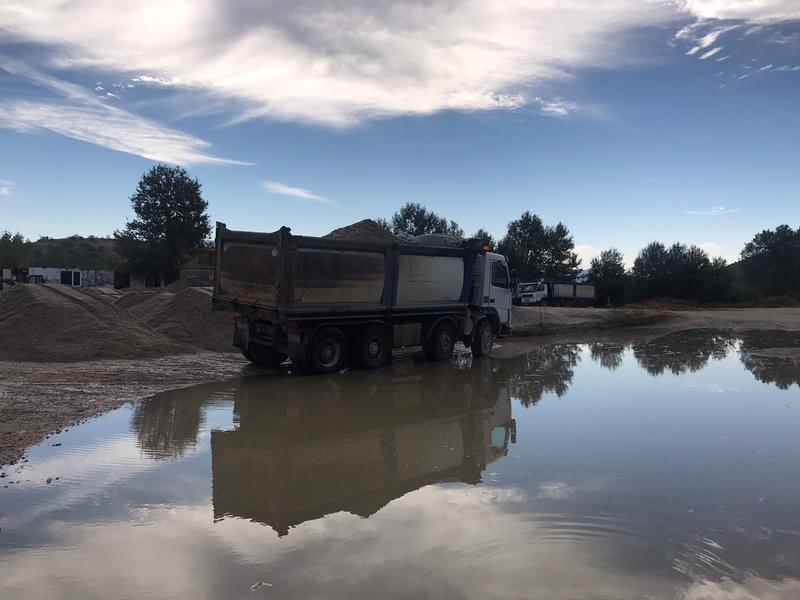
[{"xmin": 479, "ymin": 252, "xmax": 513, "ymax": 333}]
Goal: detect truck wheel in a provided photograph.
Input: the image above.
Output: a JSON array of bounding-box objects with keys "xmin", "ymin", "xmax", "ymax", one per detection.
[
  {"xmin": 244, "ymin": 345, "xmax": 288, "ymax": 367},
  {"xmin": 471, "ymin": 319, "xmax": 494, "ymax": 358},
  {"xmin": 354, "ymin": 325, "xmax": 391, "ymax": 369},
  {"xmin": 424, "ymin": 321, "xmax": 456, "ymax": 362},
  {"xmin": 307, "ymin": 326, "xmax": 348, "ymax": 374}
]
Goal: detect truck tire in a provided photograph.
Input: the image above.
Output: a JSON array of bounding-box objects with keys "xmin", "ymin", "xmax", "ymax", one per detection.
[
  {"xmin": 243, "ymin": 345, "xmax": 288, "ymax": 367},
  {"xmin": 471, "ymin": 319, "xmax": 494, "ymax": 358},
  {"xmin": 353, "ymin": 324, "xmax": 391, "ymax": 369},
  {"xmin": 424, "ymin": 321, "xmax": 456, "ymax": 362},
  {"xmin": 307, "ymin": 326, "xmax": 348, "ymax": 374}
]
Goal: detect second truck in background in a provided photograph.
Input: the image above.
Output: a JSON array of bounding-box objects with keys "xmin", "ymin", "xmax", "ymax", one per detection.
[{"xmin": 514, "ymin": 279, "xmax": 596, "ymax": 307}]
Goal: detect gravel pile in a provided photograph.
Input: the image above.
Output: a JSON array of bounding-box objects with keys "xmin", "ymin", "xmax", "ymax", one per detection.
[
  {"xmin": 120, "ymin": 287, "xmax": 236, "ymax": 353},
  {"xmin": 0, "ymin": 284, "xmax": 190, "ymax": 362},
  {"xmin": 323, "ymin": 219, "xmax": 399, "ymax": 244}
]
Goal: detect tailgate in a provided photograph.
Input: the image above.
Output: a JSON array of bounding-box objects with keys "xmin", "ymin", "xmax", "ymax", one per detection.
[{"xmin": 214, "ymin": 223, "xmax": 283, "ymax": 308}]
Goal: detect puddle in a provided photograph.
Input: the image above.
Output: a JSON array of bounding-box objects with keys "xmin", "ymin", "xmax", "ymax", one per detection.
[{"xmin": 1, "ymin": 330, "xmax": 799, "ymax": 599}]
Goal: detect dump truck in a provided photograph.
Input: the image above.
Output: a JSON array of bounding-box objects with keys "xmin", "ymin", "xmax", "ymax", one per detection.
[
  {"xmin": 212, "ymin": 223, "xmax": 513, "ymax": 373},
  {"xmin": 515, "ymin": 279, "xmax": 595, "ymax": 306}
]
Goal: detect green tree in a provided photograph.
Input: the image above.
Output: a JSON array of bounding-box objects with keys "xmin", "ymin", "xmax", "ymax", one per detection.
[
  {"xmin": 497, "ymin": 212, "xmax": 579, "ymax": 281},
  {"xmin": 114, "ymin": 165, "xmax": 210, "ymax": 284},
  {"xmin": 589, "ymin": 248, "xmax": 627, "ymax": 306},
  {"xmin": 388, "ymin": 202, "xmax": 463, "ymax": 237},
  {"xmin": 0, "ymin": 231, "xmax": 30, "ymax": 269},
  {"xmin": 740, "ymin": 224, "xmax": 800, "ymax": 297},
  {"xmin": 471, "ymin": 228, "xmax": 496, "ymax": 249},
  {"xmin": 632, "ymin": 241, "xmax": 730, "ymax": 301}
]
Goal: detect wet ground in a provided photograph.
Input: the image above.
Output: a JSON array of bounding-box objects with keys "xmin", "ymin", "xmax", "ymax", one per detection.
[{"xmin": 1, "ymin": 329, "xmax": 799, "ymax": 599}]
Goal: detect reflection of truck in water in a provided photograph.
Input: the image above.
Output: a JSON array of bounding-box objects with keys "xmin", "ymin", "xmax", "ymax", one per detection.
[
  {"xmin": 210, "ymin": 359, "xmax": 516, "ymax": 536},
  {"xmin": 513, "ymin": 279, "xmax": 595, "ymax": 307},
  {"xmin": 212, "ymin": 223, "xmax": 513, "ymax": 373}
]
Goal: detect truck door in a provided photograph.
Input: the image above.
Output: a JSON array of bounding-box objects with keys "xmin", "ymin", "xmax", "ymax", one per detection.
[{"xmin": 489, "ymin": 258, "xmax": 512, "ymax": 326}]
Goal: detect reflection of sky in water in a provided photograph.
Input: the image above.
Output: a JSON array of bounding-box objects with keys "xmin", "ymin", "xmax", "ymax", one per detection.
[{"xmin": 0, "ymin": 332, "xmax": 798, "ymax": 599}]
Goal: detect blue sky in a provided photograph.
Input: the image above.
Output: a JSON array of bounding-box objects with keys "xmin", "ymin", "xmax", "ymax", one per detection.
[{"xmin": 1, "ymin": 1, "xmax": 799, "ymax": 266}]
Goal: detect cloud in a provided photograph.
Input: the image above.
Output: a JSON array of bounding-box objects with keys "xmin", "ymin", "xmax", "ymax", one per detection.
[
  {"xmin": 262, "ymin": 181, "xmax": 335, "ymax": 205},
  {"xmin": 680, "ymin": 1, "xmax": 800, "ymax": 22},
  {"xmin": 699, "ymin": 46, "xmax": 724, "ymax": 59},
  {"xmin": 0, "ymin": 179, "xmax": 14, "ymax": 197},
  {"xmin": 534, "ymin": 98, "xmax": 578, "ymax": 117},
  {"xmin": 0, "ymin": 60, "xmax": 246, "ymax": 166},
  {"xmin": 698, "ymin": 241, "xmax": 721, "ymax": 256},
  {"xmin": 575, "ymin": 244, "xmax": 602, "ymax": 266},
  {"xmin": 0, "ymin": 1, "xmax": 686, "ymax": 128},
  {"xmin": 684, "ymin": 206, "xmax": 739, "ymax": 216}
]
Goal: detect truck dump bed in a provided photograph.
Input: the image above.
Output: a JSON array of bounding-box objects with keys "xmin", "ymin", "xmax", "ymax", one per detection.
[{"xmin": 213, "ymin": 223, "xmax": 483, "ymax": 317}]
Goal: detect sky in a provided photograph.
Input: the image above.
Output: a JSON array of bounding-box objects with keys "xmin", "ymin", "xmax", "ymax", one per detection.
[{"xmin": 1, "ymin": 1, "xmax": 799, "ymax": 267}]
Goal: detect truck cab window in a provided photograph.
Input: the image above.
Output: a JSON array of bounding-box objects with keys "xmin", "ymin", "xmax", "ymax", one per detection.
[{"xmin": 491, "ymin": 261, "xmax": 509, "ymax": 289}]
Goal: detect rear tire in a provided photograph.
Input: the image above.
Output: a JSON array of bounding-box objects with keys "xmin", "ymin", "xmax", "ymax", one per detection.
[
  {"xmin": 424, "ymin": 321, "xmax": 456, "ymax": 362},
  {"xmin": 243, "ymin": 345, "xmax": 288, "ymax": 367},
  {"xmin": 353, "ymin": 324, "xmax": 392, "ymax": 369},
  {"xmin": 307, "ymin": 326, "xmax": 348, "ymax": 374},
  {"xmin": 471, "ymin": 319, "xmax": 494, "ymax": 358}
]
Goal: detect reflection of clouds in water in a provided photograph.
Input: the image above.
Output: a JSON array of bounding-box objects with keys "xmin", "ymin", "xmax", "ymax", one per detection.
[
  {"xmin": 682, "ymin": 576, "xmax": 800, "ymax": 600},
  {"xmin": 2, "ymin": 472, "xmax": 798, "ymax": 599},
  {"xmin": 686, "ymin": 383, "xmax": 741, "ymax": 393}
]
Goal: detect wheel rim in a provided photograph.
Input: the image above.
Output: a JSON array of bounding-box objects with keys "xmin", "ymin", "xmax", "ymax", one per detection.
[
  {"xmin": 318, "ymin": 338, "xmax": 342, "ymax": 369},
  {"xmin": 367, "ymin": 339, "xmax": 382, "ymax": 359},
  {"xmin": 481, "ymin": 326, "xmax": 492, "ymax": 349},
  {"xmin": 440, "ymin": 332, "xmax": 452, "ymax": 354}
]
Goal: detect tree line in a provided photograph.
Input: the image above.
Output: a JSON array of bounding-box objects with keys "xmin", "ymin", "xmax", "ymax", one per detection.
[
  {"xmin": 376, "ymin": 201, "xmax": 799, "ymax": 306},
  {"xmin": 2, "ymin": 165, "xmax": 798, "ymax": 305}
]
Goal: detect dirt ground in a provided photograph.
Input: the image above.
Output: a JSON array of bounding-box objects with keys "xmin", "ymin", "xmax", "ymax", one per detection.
[
  {"xmin": 0, "ymin": 352, "xmax": 250, "ymax": 467},
  {"xmin": 2, "ymin": 304, "xmax": 799, "ymax": 468}
]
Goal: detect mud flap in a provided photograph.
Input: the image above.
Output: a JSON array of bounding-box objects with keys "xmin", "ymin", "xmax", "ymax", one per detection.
[{"xmin": 233, "ymin": 322, "xmax": 249, "ymax": 350}]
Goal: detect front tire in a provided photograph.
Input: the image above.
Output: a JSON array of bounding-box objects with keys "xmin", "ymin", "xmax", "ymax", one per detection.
[
  {"xmin": 471, "ymin": 319, "xmax": 494, "ymax": 358},
  {"xmin": 424, "ymin": 321, "xmax": 456, "ymax": 362},
  {"xmin": 307, "ymin": 326, "xmax": 348, "ymax": 374}
]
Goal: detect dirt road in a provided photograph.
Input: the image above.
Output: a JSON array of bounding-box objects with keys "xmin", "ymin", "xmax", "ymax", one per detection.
[{"xmin": 2, "ymin": 305, "xmax": 799, "ymax": 468}]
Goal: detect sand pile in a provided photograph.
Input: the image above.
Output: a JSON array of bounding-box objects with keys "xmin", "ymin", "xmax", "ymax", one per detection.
[
  {"xmin": 126, "ymin": 287, "xmax": 236, "ymax": 353},
  {"xmin": 324, "ymin": 219, "xmax": 399, "ymax": 244},
  {"xmin": 0, "ymin": 284, "xmax": 190, "ymax": 362}
]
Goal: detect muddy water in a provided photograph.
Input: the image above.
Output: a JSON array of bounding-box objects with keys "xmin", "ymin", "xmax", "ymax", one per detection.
[{"xmin": 1, "ymin": 330, "xmax": 799, "ymax": 599}]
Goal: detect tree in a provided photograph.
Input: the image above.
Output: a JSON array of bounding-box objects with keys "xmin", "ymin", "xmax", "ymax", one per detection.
[
  {"xmin": 497, "ymin": 212, "xmax": 579, "ymax": 281},
  {"xmin": 114, "ymin": 165, "xmax": 210, "ymax": 284},
  {"xmin": 632, "ymin": 241, "xmax": 730, "ymax": 301},
  {"xmin": 0, "ymin": 231, "xmax": 29, "ymax": 269},
  {"xmin": 471, "ymin": 228, "xmax": 496, "ymax": 249},
  {"xmin": 387, "ymin": 202, "xmax": 463, "ymax": 237},
  {"xmin": 740, "ymin": 224, "xmax": 800, "ymax": 297},
  {"xmin": 589, "ymin": 248, "xmax": 627, "ymax": 306}
]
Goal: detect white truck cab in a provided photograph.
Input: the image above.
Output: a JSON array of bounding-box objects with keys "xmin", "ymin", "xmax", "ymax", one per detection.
[{"xmin": 480, "ymin": 252, "xmax": 513, "ymax": 329}]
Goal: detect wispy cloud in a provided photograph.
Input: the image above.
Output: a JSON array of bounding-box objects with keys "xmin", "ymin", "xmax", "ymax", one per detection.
[
  {"xmin": 262, "ymin": 181, "xmax": 335, "ymax": 205},
  {"xmin": 699, "ymin": 46, "xmax": 724, "ymax": 60},
  {"xmin": 0, "ymin": 59, "xmax": 246, "ymax": 166},
  {"xmin": 0, "ymin": 179, "xmax": 15, "ymax": 197},
  {"xmin": 684, "ymin": 206, "xmax": 739, "ymax": 216}
]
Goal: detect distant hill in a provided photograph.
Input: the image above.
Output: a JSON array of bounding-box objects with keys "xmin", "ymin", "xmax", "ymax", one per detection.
[{"xmin": 28, "ymin": 236, "xmax": 123, "ymax": 271}]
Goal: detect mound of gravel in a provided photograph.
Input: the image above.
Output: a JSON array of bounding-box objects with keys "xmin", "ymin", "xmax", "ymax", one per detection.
[
  {"xmin": 131, "ymin": 287, "xmax": 236, "ymax": 353},
  {"xmin": 324, "ymin": 219, "xmax": 399, "ymax": 244},
  {"xmin": 0, "ymin": 284, "xmax": 191, "ymax": 362}
]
